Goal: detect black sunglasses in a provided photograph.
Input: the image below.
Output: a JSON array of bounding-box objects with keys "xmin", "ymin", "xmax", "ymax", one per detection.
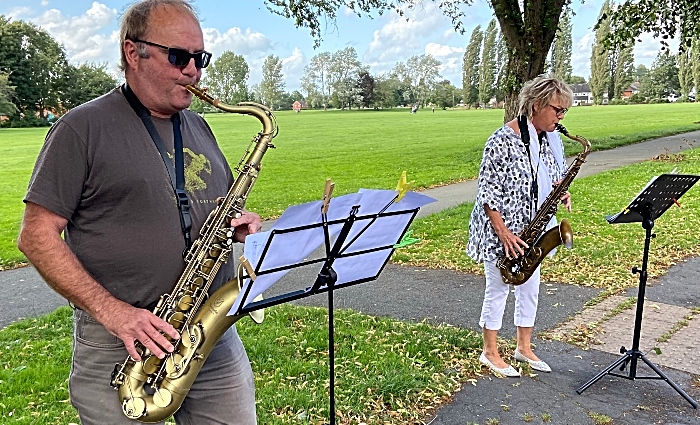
[{"xmin": 132, "ymin": 39, "xmax": 212, "ymax": 69}]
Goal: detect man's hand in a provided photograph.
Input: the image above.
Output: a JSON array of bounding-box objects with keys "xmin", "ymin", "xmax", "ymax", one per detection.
[
  {"xmin": 99, "ymin": 302, "xmax": 180, "ymax": 361},
  {"xmin": 230, "ymin": 210, "xmax": 262, "ymax": 243}
]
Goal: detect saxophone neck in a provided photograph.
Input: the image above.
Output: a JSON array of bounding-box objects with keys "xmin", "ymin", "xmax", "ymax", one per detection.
[{"xmin": 555, "ymin": 123, "xmax": 591, "ymax": 156}]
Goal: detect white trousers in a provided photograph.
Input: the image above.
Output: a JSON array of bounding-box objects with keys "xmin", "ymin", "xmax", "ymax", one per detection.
[{"xmin": 479, "ymin": 260, "xmax": 541, "ymax": 330}]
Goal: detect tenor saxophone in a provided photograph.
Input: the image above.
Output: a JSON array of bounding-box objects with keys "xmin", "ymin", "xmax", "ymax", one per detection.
[
  {"xmin": 110, "ymin": 85, "xmax": 277, "ymax": 422},
  {"xmin": 497, "ymin": 123, "xmax": 590, "ymax": 285}
]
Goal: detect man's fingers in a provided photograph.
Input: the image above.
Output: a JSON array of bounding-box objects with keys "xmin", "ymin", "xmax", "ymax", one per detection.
[{"xmin": 125, "ymin": 340, "xmax": 142, "ymax": 361}]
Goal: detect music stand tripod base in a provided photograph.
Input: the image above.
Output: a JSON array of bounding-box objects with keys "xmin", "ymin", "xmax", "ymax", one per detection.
[{"xmin": 577, "ymin": 174, "xmax": 700, "ymax": 409}]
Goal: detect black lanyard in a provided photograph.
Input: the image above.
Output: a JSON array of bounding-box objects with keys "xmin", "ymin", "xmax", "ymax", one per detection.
[
  {"xmin": 121, "ymin": 84, "xmax": 192, "ymax": 254},
  {"xmin": 517, "ymin": 115, "xmax": 539, "ymax": 215}
]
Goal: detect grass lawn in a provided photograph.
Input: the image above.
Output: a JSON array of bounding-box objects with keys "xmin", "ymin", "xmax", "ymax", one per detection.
[
  {"xmin": 2, "ymin": 103, "xmax": 700, "ymax": 424},
  {"xmin": 0, "ymin": 102, "xmax": 699, "ymax": 268},
  {"xmin": 394, "ymin": 147, "xmax": 700, "ymax": 294},
  {"xmin": 0, "ymin": 304, "xmax": 484, "ymax": 424}
]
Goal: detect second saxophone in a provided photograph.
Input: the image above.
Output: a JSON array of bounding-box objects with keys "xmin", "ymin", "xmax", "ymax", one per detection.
[{"xmin": 497, "ymin": 124, "xmax": 591, "ymax": 285}]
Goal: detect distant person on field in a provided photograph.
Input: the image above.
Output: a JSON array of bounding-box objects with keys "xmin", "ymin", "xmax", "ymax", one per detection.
[{"xmin": 466, "ymin": 74, "xmax": 573, "ymax": 377}]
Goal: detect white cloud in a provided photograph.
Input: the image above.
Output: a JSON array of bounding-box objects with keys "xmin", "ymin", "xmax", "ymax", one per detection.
[
  {"xmin": 203, "ymin": 27, "xmax": 272, "ymax": 57},
  {"xmin": 634, "ymin": 32, "xmax": 679, "ymax": 67},
  {"xmin": 572, "ymin": 32, "xmax": 593, "ymax": 78},
  {"xmin": 5, "ymin": 6, "xmax": 34, "ymax": 20},
  {"xmin": 364, "ymin": 5, "xmax": 445, "ymax": 65},
  {"xmin": 281, "ymin": 47, "xmax": 305, "ymax": 90},
  {"xmin": 426, "ymin": 43, "xmax": 464, "ymax": 83},
  {"xmin": 32, "ymin": 3, "xmax": 118, "ymax": 64}
]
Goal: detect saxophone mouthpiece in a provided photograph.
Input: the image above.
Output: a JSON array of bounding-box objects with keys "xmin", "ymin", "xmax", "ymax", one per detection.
[{"xmin": 554, "ymin": 123, "xmax": 568, "ymax": 136}]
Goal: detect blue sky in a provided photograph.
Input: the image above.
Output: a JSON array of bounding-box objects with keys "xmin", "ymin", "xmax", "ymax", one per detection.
[{"xmin": 1, "ymin": 0, "xmax": 676, "ymax": 92}]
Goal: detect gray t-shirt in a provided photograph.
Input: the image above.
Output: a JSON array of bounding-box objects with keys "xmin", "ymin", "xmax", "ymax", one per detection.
[{"xmin": 25, "ymin": 87, "xmax": 236, "ymax": 308}]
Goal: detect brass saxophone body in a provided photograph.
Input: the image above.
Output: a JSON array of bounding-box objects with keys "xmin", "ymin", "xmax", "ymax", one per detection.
[
  {"xmin": 110, "ymin": 85, "xmax": 277, "ymax": 422},
  {"xmin": 497, "ymin": 123, "xmax": 590, "ymax": 285}
]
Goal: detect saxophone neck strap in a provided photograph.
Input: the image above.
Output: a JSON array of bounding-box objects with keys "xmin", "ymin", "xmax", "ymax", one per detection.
[
  {"xmin": 517, "ymin": 115, "xmax": 540, "ymax": 214},
  {"xmin": 121, "ymin": 84, "xmax": 192, "ymax": 253}
]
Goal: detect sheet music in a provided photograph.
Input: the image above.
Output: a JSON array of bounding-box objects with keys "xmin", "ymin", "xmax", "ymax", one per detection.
[{"xmin": 231, "ymin": 189, "xmax": 436, "ymax": 315}]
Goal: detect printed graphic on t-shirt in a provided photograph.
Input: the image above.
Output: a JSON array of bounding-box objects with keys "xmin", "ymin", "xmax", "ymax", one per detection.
[{"xmin": 183, "ymin": 147, "xmax": 212, "ymax": 192}]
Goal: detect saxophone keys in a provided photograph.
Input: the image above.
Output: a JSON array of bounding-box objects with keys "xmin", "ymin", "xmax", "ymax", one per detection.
[
  {"xmin": 176, "ymin": 297, "xmax": 194, "ymax": 312},
  {"xmin": 153, "ymin": 388, "xmax": 173, "ymax": 408},
  {"xmin": 142, "ymin": 355, "xmax": 162, "ymax": 375},
  {"xmin": 165, "ymin": 353, "xmax": 185, "ymax": 377},
  {"xmin": 201, "ymin": 258, "xmax": 215, "ymax": 274},
  {"xmin": 123, "ymin": 397, "xmax": 146, "ymax": 419},
  {"xmin": 209, "ymin": 244, "xmax": 222, "ymax": 257}
]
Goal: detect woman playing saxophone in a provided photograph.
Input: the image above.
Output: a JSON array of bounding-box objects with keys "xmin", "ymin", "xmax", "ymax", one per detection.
[{"xmin": 466, "ymin": 75, "xmax": 574, "ymax": 377}]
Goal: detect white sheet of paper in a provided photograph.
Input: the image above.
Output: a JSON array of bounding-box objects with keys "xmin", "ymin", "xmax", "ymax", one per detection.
[{"xmin": 230, "ymin": 189, "xmax": 436, "ymax": 315}]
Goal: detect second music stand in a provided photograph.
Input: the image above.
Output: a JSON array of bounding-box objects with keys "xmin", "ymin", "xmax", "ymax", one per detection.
[{"xmin": 577, "ymin": 173, "xmax": 699, "ymax": 409}]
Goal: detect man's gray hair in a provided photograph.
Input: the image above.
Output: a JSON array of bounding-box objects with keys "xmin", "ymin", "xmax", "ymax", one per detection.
[
  {"xmin": 517, "ymin": 74, "xmax": 574, "ymax": 120},
  {"xmin": 118, "ymin": 0, "xmax": 199, "ymax": 72}
]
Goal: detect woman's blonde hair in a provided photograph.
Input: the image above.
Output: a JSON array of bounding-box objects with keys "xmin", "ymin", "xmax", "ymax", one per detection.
[
  {"xmin": 517, "ymin": 74, "xmax": 573, "ymax": 120},
  {"xmin": 119, "ymin": 0, "xmax": 199, "ymax": 72}
]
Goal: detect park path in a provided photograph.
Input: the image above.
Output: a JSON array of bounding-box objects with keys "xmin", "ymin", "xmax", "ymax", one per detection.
[
  {"xmin": 2, "ymin": 130, "xmax": 700, "ymax": 424},
  {"xmin": 2, "ymin": 130, "xmax": 699, "ymax": 329}
]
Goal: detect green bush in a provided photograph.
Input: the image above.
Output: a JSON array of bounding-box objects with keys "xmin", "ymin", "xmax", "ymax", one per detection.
[
  {"xmin": 628, "ymin": 93, "xmax": 646, "ymax": 104},
  {"xmin": 609, "ymin": 98, "xmax": 628, "ymax": 105}
]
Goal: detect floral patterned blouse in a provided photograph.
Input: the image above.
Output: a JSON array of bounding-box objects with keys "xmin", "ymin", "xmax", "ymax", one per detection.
[{"xmin": 466, "ymin": 124, "xmax": 567, "ymax": 263}]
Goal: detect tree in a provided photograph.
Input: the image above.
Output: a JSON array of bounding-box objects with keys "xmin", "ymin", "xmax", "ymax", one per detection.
[
  {"xmin": 569, "ymin": 75, "xmax": 586, "ymax": 84},
  {"xmin": 635, "ymin": 64, "xmax": 649, "ymax": 81},
  {"xmin": 200, "ymin": 51, "xmax": 249, "ymax": 105},
  {"xmin": 589, "ymin": 3, "xmax": 610, "ymax": 105},
  {"xmin": 549, "ymin": 10, "xmax": 573, "ymax": 82},
  {"xmin": 692, "ymin": 39, "xmax": 700, "ymax": 97},
  {"xmin": 259, "ymin": 54, "xmax": 285, "ymax": 109},
  {"xmin": 462, "ymin": 25, "xmax": 482, "ymax": 108},
  {"xmin": 493, "ymin": 32, "xmax": 508, "ymax": 102},
  {"xmin": 302, "ymin": 51, "xmax": 332, "ymax": 110},
  {"xmin": 59, "ymin": 63, "xmax": 118, "ymax": 110},
  {"xmin": 0, "ymin": 71, "xmax": 18, "ymax": 117},
  {"xmin": 641, "ymin": 50, "xmax": 680, "ymax": 99},
  {"xmin": 356, "ymin": 71, "xmax": 375, "ymax": 108},
  {"xmin": 328, "ymin": 47, "xmax": 363, "ymax": 109},
  {"xmin": 393, "ymin": 54, "xmax": 441, "ymax": 108},
  {"xmin": 603, "ymin": 0, "xmax": 700, "ymax": 53},
  {"xmin": 677, "ymin": 47, "xmax": 693, "ymax": 100},
  {"xmin": 272, "ymin": 0, "xmax": 572, "ymax": 120},
  {"xmin": 478, "ymin": 19, "xmax": 498, "ymax": 107},
  {"xmin": 613, "ymin": 44, "xmax": 634, "ymax": 100},
  {"xmin": 0, "ymin": 16, "xmax": 69, "ymax": 119},
  {"xmin": 372, "ymin": 73, "xmax": 401, "ymax": 109}
]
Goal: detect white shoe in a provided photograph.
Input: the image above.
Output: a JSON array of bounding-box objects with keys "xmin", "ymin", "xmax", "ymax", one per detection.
[
  {"xmin": 514, "ymin": 349, "xmax": 552, "ymax": 372},
  {"xmin": 479, "ymin": 352, "xmax": 520, "ymax": 377}
]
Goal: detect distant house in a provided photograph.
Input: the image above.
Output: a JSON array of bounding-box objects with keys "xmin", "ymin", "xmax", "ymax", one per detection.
[
  {"xmin": 569, "ymin": 83, "xmax": 593, "ymax": 105},
  {"xmin": 291, "ymin": 100, "xmax": 307, "ymax": 113},
  {"xmin": 622, "ymin": 81, "xmax": 641, "ymax": 99}
]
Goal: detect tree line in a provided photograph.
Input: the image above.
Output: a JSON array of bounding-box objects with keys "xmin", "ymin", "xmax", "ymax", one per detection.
[
  {"xmin": 588, "ymin": 0, "xmax": 700, "ymax": 105},
  {"xmin": 1, "ymin": 1, "xmax": 696, "ymax": 125},
  {"xmin": 0, "ymin": 16, "xmax": 118, "ymax": 127}
]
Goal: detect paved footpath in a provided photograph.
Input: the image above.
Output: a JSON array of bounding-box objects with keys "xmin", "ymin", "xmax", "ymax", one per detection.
[{"xmin": 3, "ymin": 131, "xmax": 700, "ymax": 424}]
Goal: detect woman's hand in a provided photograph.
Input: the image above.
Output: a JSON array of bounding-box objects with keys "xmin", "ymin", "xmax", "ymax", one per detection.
[{"xmin": 484, "ymin": 204, "xmax": 528, "ymax": 259}]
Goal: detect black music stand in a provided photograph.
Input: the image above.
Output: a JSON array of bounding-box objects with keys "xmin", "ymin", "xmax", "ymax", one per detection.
[
  {"xmin": 577, "ymin": 173, "xmax": 700, "ymax": 409},
  {"xmin": 232, "ymin": 190, "xmax": 430, "ymax": 424}
]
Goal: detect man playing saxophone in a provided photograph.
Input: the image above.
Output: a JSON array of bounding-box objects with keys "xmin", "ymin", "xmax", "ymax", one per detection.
[
  {"xmin": 18, "ymin": 0, "xmax": 260, "ymax": 423},
  {"xmin": 466, "ymin": 75, "xmax": 573, "ymax": 377}
]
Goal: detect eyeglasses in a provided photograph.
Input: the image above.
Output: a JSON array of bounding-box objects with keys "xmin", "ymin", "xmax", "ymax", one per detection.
[
  {"xmin": 549, "ymin": 104, "xmax": 568, "ymax": 116},
  {"xmin": 132, "ymin": 39, "xmax": 212, "ymax": 69}
]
